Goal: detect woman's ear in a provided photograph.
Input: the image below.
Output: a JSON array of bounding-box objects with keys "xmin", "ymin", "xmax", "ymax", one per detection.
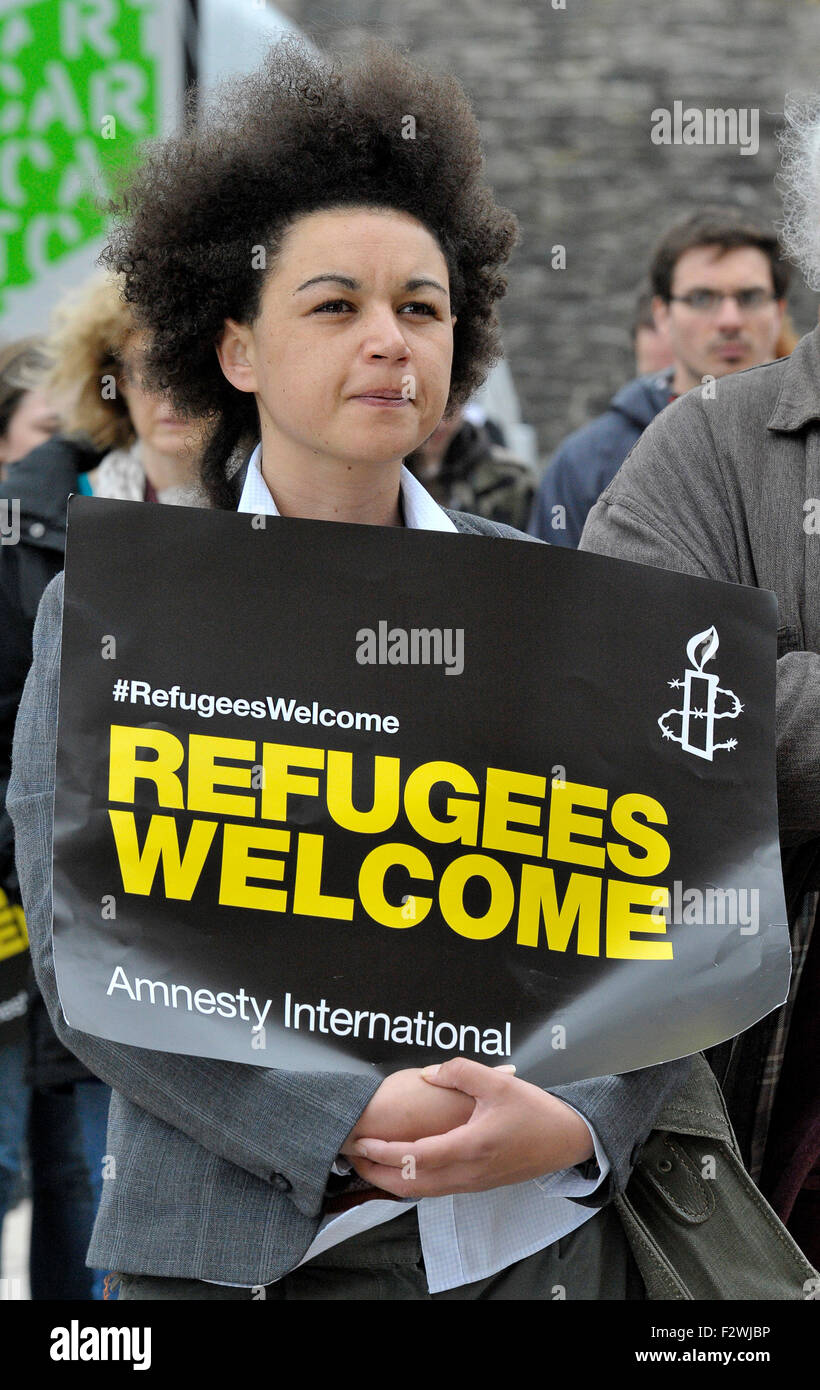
[{"xmin": 216, "ymin": 319, "xmax": 258, "ymax": 393}]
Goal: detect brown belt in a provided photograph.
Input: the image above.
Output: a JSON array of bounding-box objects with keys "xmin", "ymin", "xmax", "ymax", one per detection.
[{"xmin": 324, "ymin": 1185, "xmax": 405, "ymax": 1215}]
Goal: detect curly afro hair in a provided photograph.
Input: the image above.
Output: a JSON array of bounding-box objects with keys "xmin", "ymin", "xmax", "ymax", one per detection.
[{"xmin": 100, "ymin": 38, "xmax": 519, "ymax": 508}]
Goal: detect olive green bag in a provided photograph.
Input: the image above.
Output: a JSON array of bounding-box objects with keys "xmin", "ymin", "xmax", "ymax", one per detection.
[{"xmin": 614, "ymin": 1053, "xmax": 819, "ymax": 1300}]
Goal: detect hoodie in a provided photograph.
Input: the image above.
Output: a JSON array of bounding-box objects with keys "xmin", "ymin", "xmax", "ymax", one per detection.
[{"xmin": 527, "ymin": 370, "xmax": 674, "ymax": 548}]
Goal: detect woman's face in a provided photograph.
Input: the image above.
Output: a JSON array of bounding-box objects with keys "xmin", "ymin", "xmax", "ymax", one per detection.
[
  {"xmin": 0, "ymin": 388, "xmax": 61, "ymax": 476},
  {"xmin": 218, "ymin": 206, "xmax": 457, "ymax": 474},
  {"xmin": 118, "ymin": 337, "xmax": 200, "ymax": 461}
]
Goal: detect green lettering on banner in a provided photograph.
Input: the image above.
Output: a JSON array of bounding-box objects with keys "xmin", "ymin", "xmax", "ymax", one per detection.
[{"xmin": 0, "ymin": 0, "xmax": 174, "ymax": 316}]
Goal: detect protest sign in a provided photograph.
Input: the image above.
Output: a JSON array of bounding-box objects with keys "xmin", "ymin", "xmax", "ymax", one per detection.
[
  {"xmin": 52, "ymin": 496, "xmax": 790, "ymax": 1083},
  {"xmin": 0, "ymin": 0, "xmax": 181, "ymax": 335},
  {"xmin": 0, "ymin": 887, "xmax": 28, "ymax": 1043}
]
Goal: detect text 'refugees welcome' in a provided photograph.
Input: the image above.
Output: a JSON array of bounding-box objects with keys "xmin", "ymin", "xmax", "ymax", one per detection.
[{"xmin": 106, "ymin": 724, "xmax": 674, "ymax": 960}]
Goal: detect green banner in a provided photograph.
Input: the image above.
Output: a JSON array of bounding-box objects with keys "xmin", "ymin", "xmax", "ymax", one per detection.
[{"xmin": 0, "ymin": 0, "xmax": 179, "ymax": 318}]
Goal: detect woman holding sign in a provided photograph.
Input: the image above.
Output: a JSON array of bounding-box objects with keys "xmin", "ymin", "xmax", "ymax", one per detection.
[{"xmin": 7, "ymin": 40, "xmax": 805, "ymax": 1302}]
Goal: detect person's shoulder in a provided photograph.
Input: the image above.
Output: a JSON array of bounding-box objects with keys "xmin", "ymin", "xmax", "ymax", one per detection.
[
  {"xmin": 610, "ymin": 370, "xmax": 673, "ymax": 421},
  {"xmin": 0, "ymin": 434, "xmax": 101, "ymax": 507},
  {"xmin": 44, "ymin": 567, "xmax": 65, "ymax": 598},
  {"xmin": 34, "ymin": 568, "xmax": 65, "ymax": 633},
  {"xmin": 585, "ymin": 355, "xmax": 804, "ymax": 546},
  {"xmin": 465, "ymin": 447, "xmax": 538, "ymax": 507},
  {"xmin": 443, "ymin": 509, "xmax": 544, "ymax": 543},
  {"xmin": 482, "ymin": 444, "xmax": 538, "ymax": 480},
  {"xmin": 548, "ymin": 389, "xmax": 651, "ymax": 477}
]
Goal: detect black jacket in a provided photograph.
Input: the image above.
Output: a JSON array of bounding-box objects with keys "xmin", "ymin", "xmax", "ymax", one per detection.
[{"xmin": 1, "ymin": 435, "xmax": 102, "ymax": 1084}]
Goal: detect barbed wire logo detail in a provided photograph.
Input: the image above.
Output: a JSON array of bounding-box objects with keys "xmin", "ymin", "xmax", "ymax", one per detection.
[{"xmin": 658, "ymin": 626, "xmax": 743, "ymax": 761}]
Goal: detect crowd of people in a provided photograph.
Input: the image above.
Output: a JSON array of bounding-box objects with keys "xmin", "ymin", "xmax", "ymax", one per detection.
[{"xmin": 0, "ymin": 37, "xmax": 817, "ymax": 1301}]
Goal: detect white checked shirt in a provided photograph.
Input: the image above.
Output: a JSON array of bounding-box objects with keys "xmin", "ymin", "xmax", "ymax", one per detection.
[{"xmin": 235, "ymin": 444, "xmax": 610, "ymax": 1293}]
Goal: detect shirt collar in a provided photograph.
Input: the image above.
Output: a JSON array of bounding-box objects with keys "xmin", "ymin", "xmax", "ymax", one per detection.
[
  {"xmin": 767, "ymin": 324, "xmax": 820, "ymax": 432},
  {"xmin": 236, "ymin": 442, "xmax": 457, "ymax": 532}
]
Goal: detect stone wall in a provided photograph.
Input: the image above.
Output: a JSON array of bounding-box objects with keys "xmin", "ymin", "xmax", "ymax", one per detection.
[{"xmin": 279, "ymin": 0, "xmax": 820, "ymax": 463}]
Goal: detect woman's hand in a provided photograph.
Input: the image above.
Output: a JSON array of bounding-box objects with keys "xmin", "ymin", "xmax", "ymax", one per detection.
[
  {"xmin": 339, "ymin": 1065, "xmax": 475, "ymax": 1154},
  {"xmin": 344, "ymin": 1057, "xmax": 595, "ymax": 1197}
]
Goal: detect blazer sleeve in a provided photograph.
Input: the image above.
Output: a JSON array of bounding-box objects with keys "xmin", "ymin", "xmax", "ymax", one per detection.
[
  {"xmin": 7, "ymin": 571, "xmax": 381, "ymax": 1219},
  {"xmin": 547, "ymin": 1054, "xmax": 693, "ymax": 1203}
]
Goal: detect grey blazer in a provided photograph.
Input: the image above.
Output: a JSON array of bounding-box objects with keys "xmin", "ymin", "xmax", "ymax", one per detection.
[{"xmin": 8, "ymin": 507, "xmax": 690, "ymax": 1284}]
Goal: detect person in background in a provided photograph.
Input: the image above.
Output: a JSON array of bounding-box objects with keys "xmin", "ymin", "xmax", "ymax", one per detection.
[
  {"xmin": 631, "ymin": 288, "xmax": 674, "ymax": 375},
  {"xmin": 43, "ymin": 272, "xmax": 205, "ymax": 505},
  {"xmin": 0, "ymin": 273, "xmax": 202, "ymax": 1298},
  {"xmin": 0, "ymin": 335, "xmax": 65, "ymax": 1291},
  {"xmin": 635, "ymin": 283, "xmax": 796, "ymax": 376},
  {"xmin": 404, "ymin": 403, "xmax": 537, "ymax": 530},
  {"xmin": 528, "ymin": 208, "xmax": 790, "ymax": 548},
  {"xmin": 0, "ymin": 339, "xmax": 61, "ymax": 480}
]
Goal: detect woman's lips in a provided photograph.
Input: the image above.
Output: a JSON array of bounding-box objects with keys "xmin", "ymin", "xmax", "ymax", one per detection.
[{"xmin": 353, "ymin": 395, "xmax": 411, "ymax": 407}]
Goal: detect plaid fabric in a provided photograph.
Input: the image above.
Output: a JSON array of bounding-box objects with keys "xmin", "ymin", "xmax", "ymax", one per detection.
[{"xmin": 748, "ymin": 891, "xmax": 819, "ymax": 1180}]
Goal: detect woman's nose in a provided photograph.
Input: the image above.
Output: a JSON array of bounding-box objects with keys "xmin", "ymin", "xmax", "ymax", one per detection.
[{"xmin": 360, "ymin": 307, "xmax": 411, "ymax": 358}]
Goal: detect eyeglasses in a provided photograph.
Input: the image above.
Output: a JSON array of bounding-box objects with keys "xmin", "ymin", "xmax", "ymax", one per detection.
[{"xmin": 668, "ymin": 289, "xmax": 778, "ymax": 314}]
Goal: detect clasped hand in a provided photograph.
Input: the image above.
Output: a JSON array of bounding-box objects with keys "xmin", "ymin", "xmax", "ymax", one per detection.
[{"xmin": 339, "ymin": 1057, "xmax": 594, "ymax": 1198}]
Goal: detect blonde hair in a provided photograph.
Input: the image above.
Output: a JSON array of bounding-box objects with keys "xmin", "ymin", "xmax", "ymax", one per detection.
[
  {"xmin": 46, "ymin": 272, "xmax": 138, "ymax": 450},
  {"xmin": 0, "ymin": 337, "xmax": 51, "ymax": 436}
]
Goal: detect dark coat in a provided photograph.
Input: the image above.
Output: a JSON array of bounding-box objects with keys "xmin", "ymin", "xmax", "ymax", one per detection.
[
  {"xmin": 1, "ymin": 435, "xmax": 102, "ymax": 1085},
  {"xmin": 528, "ymin": 371, "xmax": 673, "ymax": 548},
  {"xmin": 405, "ymin": 420, "xmax": 537, "ymax": 531}
]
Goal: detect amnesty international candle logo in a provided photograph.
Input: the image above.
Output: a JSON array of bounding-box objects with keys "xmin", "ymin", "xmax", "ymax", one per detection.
[
  {"xmin": 51, "ymin": 498, "xmax": 791, "ymax": 1084},
  {"xmin": 659, "ymin": 626, "xmax": 744, "ymax": 761}
]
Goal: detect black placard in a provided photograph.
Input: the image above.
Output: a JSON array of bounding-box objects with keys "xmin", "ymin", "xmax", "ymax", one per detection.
[{"xmin": 52, "ymin": 497, "xmax": 790, "ymax": 1083}]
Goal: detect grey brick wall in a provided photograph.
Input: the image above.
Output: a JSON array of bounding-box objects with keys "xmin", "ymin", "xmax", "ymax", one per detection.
[{"xmin": 279, "ymin": 0, "xmax": 820, "ymax": 464}]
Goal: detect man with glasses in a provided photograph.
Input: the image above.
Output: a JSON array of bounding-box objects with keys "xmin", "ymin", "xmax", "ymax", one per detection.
[{"xmin": 528, "ymin": 209, "xmax": 788, "ymax": 546}]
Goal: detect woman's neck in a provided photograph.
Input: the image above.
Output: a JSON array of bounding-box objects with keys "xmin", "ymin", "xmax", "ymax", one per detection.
[
  {"xmin": 258, "ymin": 438, "xmax": 404, "ymax": 527},
  {"xmin": 138, "ymin": 439, "xmax": 199, "ymax": 494}
]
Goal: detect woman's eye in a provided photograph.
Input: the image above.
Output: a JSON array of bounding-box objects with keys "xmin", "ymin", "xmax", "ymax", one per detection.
[{"xmin": 312, "ymin": 300, "xmax": 438, "ymax": 316}]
